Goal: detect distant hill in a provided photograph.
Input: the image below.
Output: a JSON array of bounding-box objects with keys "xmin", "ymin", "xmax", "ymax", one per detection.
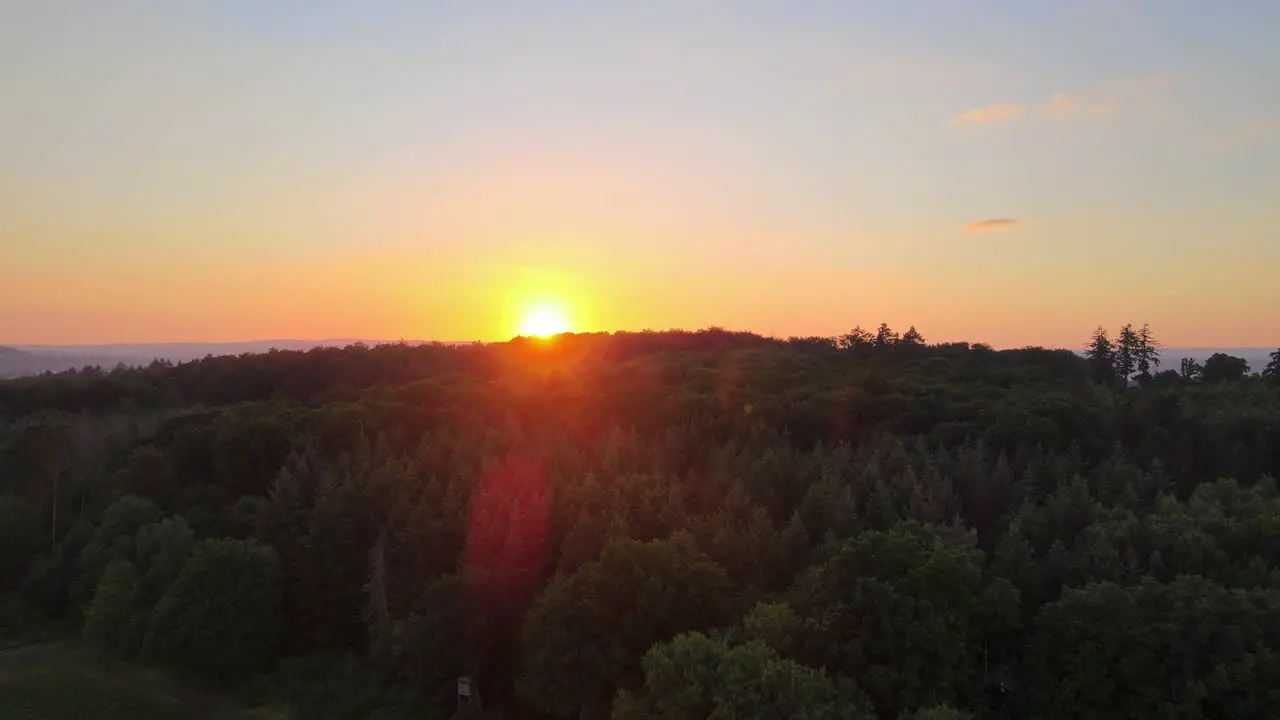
[
  {"xmin": 11, "ymin": 339, "xmax": 405, "ymax": 362},
  {"xmin": 0, "ymin": 339, "xmax": 470, "ymax": 377},
  {"xmin": 1147, "ymin": 348, "xmax": 1274, "ymax": 373},
  {"xmin": 0, "ymin": 346, "xmax": 146, "ymax": 378}
]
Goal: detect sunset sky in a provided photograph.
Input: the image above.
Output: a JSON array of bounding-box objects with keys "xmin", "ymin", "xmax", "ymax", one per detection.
[{"xmin": 3, "ymin": 1, "xmax": 1278, "ymax": 347}]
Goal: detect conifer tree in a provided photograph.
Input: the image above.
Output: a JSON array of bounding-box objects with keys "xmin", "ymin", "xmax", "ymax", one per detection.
[
  {"xmin": 1084, "ymin": 326, "xmax": 1115, "ymax": 385},
  {"xmin": 1135, "ymin": 323, "xmax": 1161, "ymax": 381}
]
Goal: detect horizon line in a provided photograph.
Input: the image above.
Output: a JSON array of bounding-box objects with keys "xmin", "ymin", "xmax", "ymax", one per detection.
[{"xmin": 6, "ymin": 337, "xmax": 1275, "ymax": 353}]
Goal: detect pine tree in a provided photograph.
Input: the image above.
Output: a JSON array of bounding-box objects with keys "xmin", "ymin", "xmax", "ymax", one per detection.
[
  {"xmin": 901, "ymin": 326, "xmax": 926, "ymax": 346},
  {"xmin": 1084, "ymin": 326, "xmax": 1115, "ymax": 385},
  {"xmin": 1115, "ymin": 324, "xmax": 1139, "ymax": 383},
  {"xmin": 839, "ymin": 326, "xmax": 875, "ymax": 350},
  {"xmin": 1135, "ymin": 323, "xmax": 1161, "ymax": 381},
  {"xmin": 874, "ymin": 323, "xmax": 900, "ymax": 347}
]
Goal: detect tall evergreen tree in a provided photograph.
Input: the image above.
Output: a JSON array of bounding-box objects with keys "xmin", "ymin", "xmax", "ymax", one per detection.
[
  {"xmin": 1084, "ymin": 327, "xmax": 1115, "ymax": 385},
  {"xmin": 839, "ymin": 326, "xmax": 875, "ymax": 350},
  {"xmin": 874, "ymin": 323, "xmax": 901, "ymax": 347},
  {"xmin": 1134, "ymin": 323, "xmax": 1161, "ymax": 381},
  {"xmin": 901, "ymin": 326, "xmax": 926, "ymax": 346},
  {"xmin": 1114, "ymin": 325, "xmax": 1139, "ymax": 383}
]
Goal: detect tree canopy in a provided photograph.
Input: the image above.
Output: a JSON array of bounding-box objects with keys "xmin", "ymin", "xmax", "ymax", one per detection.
[{"xmin": 1, "ymin": 325, "xmax": 1278, "ymax": 718}]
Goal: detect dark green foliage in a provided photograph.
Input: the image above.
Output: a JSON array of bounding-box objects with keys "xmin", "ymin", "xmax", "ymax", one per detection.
[
  {"xmin": 1263, "ymin": 349, "xmax": 1280, "ymax": 382},
  {"xmin": 1084, "ymin": 326, "xmax": 1115, "ymax": 384},
  {"xmin": 0, "ymin": 494, "xmax": 42, "ymax": 586},
  {"xmin": 82, "ymin": 558, "xmax": 145, "ymax": 656},
  {"xmin": 1202, "ymin": 352, "xmax": 1251, "ymax": 383},
  {"xmin": 518, "ymin": 534, "xmax": 733, "ymax": 718},
  {"xmin": 1023, "ymin": 577, "xmax": 1280, "ymax": 718},
  {"xmin": 908, "ymin": 707, "xmax": 973, "ymax": 720},
  {"xmin": 1135, "ymin": 323, "xmax": 1160, "ymax": 380},
  {"xmin": 614, "ymin": 632, "xmax": 873, "ymax": 719},
  {"xmin": 791, "ymin": 522, "xmax": 1019, "ymax": 719},
  {"xmin": 1085, "ymin": 324, "xmax": 1160, "ymax": 386},
  {"xmin": 387, "ymin": 574, "xmax": 476, "ymax": 708},
  {"xmin": 2, "ymin": 328, "xmax": 1280, "ymax": 718},
  {"xmin": 144, "ymin": 538, "xmax": 283, "ymax": 682},
  {"xmin": 1115, "ymin": 324, "xmax": 1139, "ymax": 381},
  {"xmin": 71, "ymin": 495, "xmax": 163, "ymax": 609},
  {"xmin": 133, "ymin": 515, "xmax": 195, "ymax": 604},
  {"xmin": 737, "ymin": 601, "xmax": 802, "ymax": 654},
  {"xmin": 1180, "ymin": 356, "xmax": 1204, "ymax": 381},
  {"xmin": 19, "ymin": 520, "xmax": 95, "ymax": 618}
]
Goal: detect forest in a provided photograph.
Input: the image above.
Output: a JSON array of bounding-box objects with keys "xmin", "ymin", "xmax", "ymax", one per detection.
[{"xmin": 2, "ymin": 325, "xmax": 1280, "ymax": 719}]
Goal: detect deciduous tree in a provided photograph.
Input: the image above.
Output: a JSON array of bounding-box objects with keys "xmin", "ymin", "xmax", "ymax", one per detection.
[
  {"xmin": 1201, "ymin": 353, "xmax": 1250, "ymax": 383},
  {"xmin": 1263, "ymin": 349, "xmax": 1280, "ymax": 382},
  {"xmin": 144, "ymin": 538, "xmax": 283, "ymax": 681},
  {"xmin": 518, "ymin": 534, "xmax": 733, "ymax": 719}
]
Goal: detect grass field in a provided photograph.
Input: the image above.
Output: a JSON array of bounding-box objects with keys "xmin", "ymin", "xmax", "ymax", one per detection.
[{"xmin": 0, "ymin": 640, "xmax": 287, "ymax": 720}]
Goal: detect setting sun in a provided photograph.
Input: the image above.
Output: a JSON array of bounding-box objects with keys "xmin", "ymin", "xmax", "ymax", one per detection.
[{"xmin": 519, "ymin": 303, "xmax": 573, "ymax": 338}]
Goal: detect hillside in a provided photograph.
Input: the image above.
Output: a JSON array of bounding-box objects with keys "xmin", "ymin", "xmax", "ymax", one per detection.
[
  {"xmin": 1, "ymin": 327, "xmax": 1279, "ymax": 719},
  {"xmin": 0, "ymin": 347, "xmax": 143, "ymax": 379},
  {"xmin": 4, "ymin": 339, "xmax": 463, "ymax": 373}
]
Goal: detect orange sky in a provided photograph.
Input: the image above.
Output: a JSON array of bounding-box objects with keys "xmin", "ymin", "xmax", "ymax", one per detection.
[{"xmin": 3, "ymin": 3, "xmax": 1279, "ymax": 348}]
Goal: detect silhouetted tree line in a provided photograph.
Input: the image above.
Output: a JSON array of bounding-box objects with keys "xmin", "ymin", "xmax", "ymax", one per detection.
[
  {"xmin": 1086, "ymin": 324, "xmax": 1275, "ymax": 390},
  {"xmin": 2, "ymin": 326, "xmax": 1280, "ymax": 719}
]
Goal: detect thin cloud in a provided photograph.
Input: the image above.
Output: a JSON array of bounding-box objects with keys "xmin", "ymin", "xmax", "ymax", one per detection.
[
  {"xmin": 963, "ymin": 218, "xmax": 1019, "ymax": 232},
  {"xmin": 950, "ymin": 104, "xmax": 1025, "ymax": 127},
  {"xmin": 1040, "ymin": 93, "xmax": 1113, "ymax": 122},
  {"xmin": 957, "ymin": 73, "xmax": 1168, "ymax": 128},
  {"xmin": 1042, "ymin": 93, "xmax": 1078, "ymax": 118},
  {"xmin": 1052, "ymin": 73, "xmax": 1169, "ymax": 121}
]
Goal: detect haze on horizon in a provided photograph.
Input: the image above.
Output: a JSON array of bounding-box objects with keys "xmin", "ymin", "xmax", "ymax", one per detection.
[{"xmin": 3, "ymin": 1, "xmax": 1278, "ymax": 348}]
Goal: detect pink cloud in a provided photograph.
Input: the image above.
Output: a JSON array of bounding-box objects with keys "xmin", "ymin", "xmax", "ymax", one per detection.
[
  {"xmin": 963, "ymin": 218, "xmax": 1019, "ymax": 232},
  {"xmin": 950, "ymin": 104, "xmax": 1025, "ymax": 127}
]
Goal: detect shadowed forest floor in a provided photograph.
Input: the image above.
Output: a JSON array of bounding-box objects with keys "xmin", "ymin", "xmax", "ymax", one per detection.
[{"xmin": 0, "ymin": 641, "xmax": 286, "ymax": 720}]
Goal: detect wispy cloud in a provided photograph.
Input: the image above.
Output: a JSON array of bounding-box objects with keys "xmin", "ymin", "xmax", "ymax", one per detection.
[
  {"xmin": 963, "ymin": 218, "xmax": 1019, "ymax": 232},
  {"xmin": 954, "ymin": 72, "xmax": 1169, "ymax": 128},
  {"xmin": 1042, "ymin": 93, "xmax": 1078, "ymax": 118},
  {"xmin": 1039, "ymin": 93, "xmax": 1113, "ymax": 122},
  {"xmin": 950, "ymin": 104, "xmax": 1025, "ymax": 127}
]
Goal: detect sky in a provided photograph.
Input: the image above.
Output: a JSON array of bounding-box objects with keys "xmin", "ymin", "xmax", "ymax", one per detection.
[{"xmin": 2, "ymin": 0, "xmax": 1278, "ymax": 347}]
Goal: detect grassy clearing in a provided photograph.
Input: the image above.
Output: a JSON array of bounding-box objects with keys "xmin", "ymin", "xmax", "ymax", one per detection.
[{"xmin": 0, "ymin": 640, "xmax": 288, "ymax": 720}]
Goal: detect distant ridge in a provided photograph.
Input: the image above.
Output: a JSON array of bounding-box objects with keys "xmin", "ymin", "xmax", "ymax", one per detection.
[
  {"xmin": 0, "ymin": 339, "xmax": 473, "ymax": 378},
  {"xmin": 0, "ymin": 345, "xmax": 141, "ymax": 378},
  {"xmin": 10, "ymin": 339, "xmax": 471, "ymax": 361}
]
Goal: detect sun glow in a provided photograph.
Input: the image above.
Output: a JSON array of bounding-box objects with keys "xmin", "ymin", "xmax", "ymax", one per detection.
[{"xmin": 518, "ymin": 302, "xmax": 573, "ymax": 338}]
